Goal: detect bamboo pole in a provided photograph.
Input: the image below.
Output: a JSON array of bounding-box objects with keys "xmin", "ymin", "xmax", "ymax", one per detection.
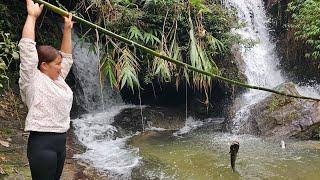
[{"xmin": 33, "ymin": 0, "xmax": 320, "ymax": 101}]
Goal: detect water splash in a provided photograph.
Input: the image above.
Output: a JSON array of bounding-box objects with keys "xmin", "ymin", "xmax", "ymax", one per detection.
[
  {"xmin": 72, "ymin": 105, "xmax": 141, "ymax": 178},
  {"xmin": 173, "ymin": 117, "xmax": 221, "ymax": 136},
  {"xmin": 296, "ymin": 81, "xmax": 320, "ymax": 99},
  {"xmin": 173, "ymin": 117, "xmax": 205, "ymax": 136}
]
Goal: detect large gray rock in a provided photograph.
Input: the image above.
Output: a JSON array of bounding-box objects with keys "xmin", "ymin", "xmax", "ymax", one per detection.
[
  {"xmin": 112, "ymin": 106, "xmax": 186, "ymax": 133},
  {"xmin": 237, "ymin": 82, "xmax": 320, "ymax": 139}
]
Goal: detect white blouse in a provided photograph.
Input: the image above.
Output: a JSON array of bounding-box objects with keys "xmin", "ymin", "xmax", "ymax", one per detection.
[{"xmin": 19, "ymin": 38, "xmax": 73, "ymax": 133}]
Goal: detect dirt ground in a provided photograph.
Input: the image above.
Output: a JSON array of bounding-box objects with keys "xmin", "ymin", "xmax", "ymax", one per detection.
[{"xmin": 0, "ymin": 90, "xmax": 106, "ymax": 180}]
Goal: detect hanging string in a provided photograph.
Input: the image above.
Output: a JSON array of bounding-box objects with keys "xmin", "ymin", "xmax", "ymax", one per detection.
[
  {"xmin": 185, "ymin": 81, "xmax": 188, "ymax": 122},
  {"xmin": 95, "ymin": 29, "xmax": 106, "ymax": 111},
  {"xmin": 138, "ymin": 88, "xmax": 144, "ymax": 132}
]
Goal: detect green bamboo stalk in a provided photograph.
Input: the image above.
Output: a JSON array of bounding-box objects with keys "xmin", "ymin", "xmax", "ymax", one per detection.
[{"xmin": 33, "ymin": 0, "xmax": 320, "ymax": 101}]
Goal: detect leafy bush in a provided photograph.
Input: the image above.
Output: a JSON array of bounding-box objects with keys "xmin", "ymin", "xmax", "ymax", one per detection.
[
  {"xmin": 72, "ymin": 0, "xmax": 240, "ymax": 96},
  {"xmin": 288, "ymin": 0, "xmax": 320, "ymax": 60},
  {"xmin": 0, "ymin": 32, "xmax": 19, "ymax": 89}
]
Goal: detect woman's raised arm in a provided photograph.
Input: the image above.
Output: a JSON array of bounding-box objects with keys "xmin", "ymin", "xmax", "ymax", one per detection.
[
  {"xmin": 19, "ymin": 0, "xmax": 43, "ymax": 106},
  {"xmin": 60, "ymin": 14, "xmax": 74, "ymax": 79},
  {"xmin": 22, "ymin": 0, "xmax": 43, "ymax": 40},
  {"xmin": 60, "ymin": 14, "xmax": 73, "ymax": 54}
]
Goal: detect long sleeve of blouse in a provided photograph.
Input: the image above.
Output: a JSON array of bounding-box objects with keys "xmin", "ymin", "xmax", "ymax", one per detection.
[{"xmin": 19, "ymin": 38, "xmax": 73, "ymax": 133}]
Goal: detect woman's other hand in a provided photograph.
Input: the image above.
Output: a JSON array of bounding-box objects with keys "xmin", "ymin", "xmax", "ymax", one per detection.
[
  {"xmin": 63, "ymin": 13, "xmax": 74, "ymax": 31},
  {"xmin": 26, "ymin": 0, "xmax": 44, "ymax": 19},
  {"xmin": 61, "ymin": 13, "xmax": 73, "ymax": 54}
]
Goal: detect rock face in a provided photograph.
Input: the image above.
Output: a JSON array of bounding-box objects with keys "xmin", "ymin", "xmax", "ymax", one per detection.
[
  {"xmin": 237, "ymin": 82, "xmax": 320, "ymax": 139},
  {"xmin": 264, "ymin": 0, "xmax": 280, "ymax": 9},
  {"xmin": 112, "ymin": 106, "xmax": 186, "ymax": 133}
]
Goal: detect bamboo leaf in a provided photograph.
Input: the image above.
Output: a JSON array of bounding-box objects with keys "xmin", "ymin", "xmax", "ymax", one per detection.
[
  {"xmin": 144, "ymin": 32, "xmax": 160, "ymax": 46},
  {"xmin": 128, "ymin": 26, "xmax": 144, "ymax": 41}
]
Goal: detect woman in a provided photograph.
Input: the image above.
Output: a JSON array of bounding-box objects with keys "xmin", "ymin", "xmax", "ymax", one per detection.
[{"xmin": 19, "ymin": 0, "xmax": 74, "ymax": 179}]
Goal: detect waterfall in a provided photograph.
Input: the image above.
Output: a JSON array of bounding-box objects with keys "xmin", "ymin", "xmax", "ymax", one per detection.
[
  {"xmin": 71, "ymin": 35, "xmax": 123, "ymax": 112},
  {"xmin": 71, "ymin": 34, "xmax": 140, "ymax": 178},
  {"xmin": 227, "ymin": 0, "xmax": 320, "ymax": 133},
  {"xmin": 226, "ymin": 0, "xmax": 285, "ymax": 132}
]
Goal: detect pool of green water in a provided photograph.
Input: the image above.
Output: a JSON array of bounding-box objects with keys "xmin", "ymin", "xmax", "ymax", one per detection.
[{"xmin": 129, "ymin": 129, "xmax": 320, "ymax": 180}]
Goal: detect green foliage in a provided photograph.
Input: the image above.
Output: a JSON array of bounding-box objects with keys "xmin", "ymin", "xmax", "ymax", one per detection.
[
  {"xmin": 188, "ymin": 10, "xmax": 220, "ymax": 95},
  {"xmin": 74, "ymin": 0, "xmax": 240, "ymax": 92},
  {"xmin": 288, "ymin": 0, "xmax": 320, "ymax": 60},
  {"xmin": 116, "ymin": 48, "xmax": 140, "ymax": 91},
  {"xmin": 128, "ymin": 26, "xmax": 144, "ymax": 41},
  {"xmin": 189, "ymin": 0, "xmax": 206, "ymax": 12},
  {"xmin": 0, "ymin": 32, "xmax": 19, "ymax": 89},
  {"xmin": 268, "ymin": 96, "xmax": 280, "ymax": 113},
  {"xmin": 0, "ymin": 1, "xmax": 23, "ymax": 90},
  {"xmin": 153, "ymin": 56, "xmax": 172, "ymax": 82},
  {"xmin": 144, "ymin": 32, "xmax": 161, "ymax": 46},
  {"xmin": 0, "ymin": 2, "xmax": 24, "ymax": 40},
  {"xmin": 268, "ymin": 95, "xmax": 293, "ymax": 113},
  {"xmin": 100, "ymin": 55, "xmax": 118, "ymax": 89},
  {"xmin": 0, "ymin": 32, "xmax": 19, "ymax": 65},
  {"xmin": 206, "ymin": 35, "xmax": 226, "ymax": 55}
]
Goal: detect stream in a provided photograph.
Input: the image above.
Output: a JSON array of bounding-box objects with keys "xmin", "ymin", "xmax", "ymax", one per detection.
[{"xmin": 70, "ymin": 0, "xmax": 320, "ymax": 179}]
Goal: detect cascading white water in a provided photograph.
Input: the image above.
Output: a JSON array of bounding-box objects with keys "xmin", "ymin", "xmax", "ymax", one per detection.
[
  {"xmin": 72, "ymin": 106, "xmax": 141, "ymax": 178},
  {"xmin": 71, "ymin": 35, "xmax": 141, "ymax": 178},
  {"xmin": 227, "ymin": 0, "xmax": 320, "ymax": 133},
  {"xmin": 226, "ymin": 0, "xmax": 285, "ymax": 132},
  {"xmin": 72, "ymin": 35, "xmax": 123, "ymax": 112}
]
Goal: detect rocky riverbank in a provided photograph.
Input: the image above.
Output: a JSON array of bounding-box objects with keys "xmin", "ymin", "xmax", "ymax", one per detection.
[{"xmin": 0, "ymin": 90, "xmax": 104, "ymax": 180}]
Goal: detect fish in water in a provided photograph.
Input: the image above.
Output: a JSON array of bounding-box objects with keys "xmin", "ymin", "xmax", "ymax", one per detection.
[{"xmin": 230, "ymin": 141, "xmax": 240, "ymax": 172}]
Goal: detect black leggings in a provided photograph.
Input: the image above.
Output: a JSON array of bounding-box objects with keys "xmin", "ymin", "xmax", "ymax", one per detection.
[{"xmin": 27, "ymin": 131, "xmax": 67, "ymax": 180}]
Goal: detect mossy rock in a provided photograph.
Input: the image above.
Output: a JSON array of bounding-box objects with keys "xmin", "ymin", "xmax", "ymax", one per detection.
[{"xmin": 235, "ymin": 82, "xmax": 320, "ymax": 139}]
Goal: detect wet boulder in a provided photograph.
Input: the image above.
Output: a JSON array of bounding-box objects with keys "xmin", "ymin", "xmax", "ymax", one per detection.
[
  {"xmin": 112, "ymin": 106, "xmax": 186, "ymax": 133},
  {"xmin": 239, "ymin": 82, "xmax": 320, "ymax": 139}
]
